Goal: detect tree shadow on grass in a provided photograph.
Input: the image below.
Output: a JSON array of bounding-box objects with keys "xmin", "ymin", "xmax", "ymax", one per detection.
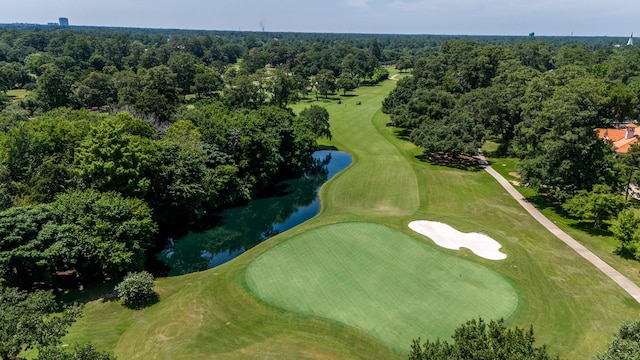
[
  {"xmin": 614, "ymin": 246, "xmax": 639, "ymax": 261},
  {"xmin": 568, "ymin": 221, "xmax": 613, "ymax": 237},
  {"xmin": 390, "ymin": 126, "xmax": 411, "ymax": 141},
  {"xmin": 123, "ymin": 292, "xmax": 160, "ymax": 310},
  {"xmin": 484, "ymin": 144, "xmax": 512, "ymax": 158},
  {"xmin": 55, "ymin": 279, "xmax": 120, "ymax": 305},
  {"xmin": 415, "ymin": 153, "xmax": 483, "ymax": 172},
  {"xmin": 317, "ymin": 144, "xmax": 339, "ymax": 151},
  {"xmin": 523, "ymin": 194, "xmax": 561, "ymax": 212}
]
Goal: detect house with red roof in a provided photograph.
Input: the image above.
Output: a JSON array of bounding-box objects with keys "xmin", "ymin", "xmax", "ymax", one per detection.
[{"xmin": 596, "ymin": 124, "xmax": 639, "ymax": 153}]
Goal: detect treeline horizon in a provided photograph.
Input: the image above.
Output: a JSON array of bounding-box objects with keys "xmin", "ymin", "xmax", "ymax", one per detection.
[{"xmin": 1, "ymin": 22, "xmax": 631, "ymax": 41}]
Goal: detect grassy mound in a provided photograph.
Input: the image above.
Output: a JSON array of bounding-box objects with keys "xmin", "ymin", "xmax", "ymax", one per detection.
[{"xmin": 246, "ymin": 222, "xmax": 518, "ymax": 351}]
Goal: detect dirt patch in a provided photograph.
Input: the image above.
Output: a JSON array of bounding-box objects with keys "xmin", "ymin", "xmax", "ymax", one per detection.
[{"xmin": 509, "ymin": 172, "xmax": 521, "ymax": 178}]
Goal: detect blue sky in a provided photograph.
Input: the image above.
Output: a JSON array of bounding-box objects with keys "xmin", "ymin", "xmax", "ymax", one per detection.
[{"xmin": 0, "ymin": 0, "xmax": 637, "ymax": 37}]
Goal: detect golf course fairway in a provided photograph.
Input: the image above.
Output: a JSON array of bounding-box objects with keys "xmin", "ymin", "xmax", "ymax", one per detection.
[
  {"xmin": 246, "ymin": 222, "xmax": 518, "ymax": 351},
  {"xmin": 63, "ymin": 69, "xmax": 640, "ymax": 359}
]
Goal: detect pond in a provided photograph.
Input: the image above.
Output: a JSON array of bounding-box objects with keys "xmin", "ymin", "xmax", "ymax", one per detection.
[{"xmin": 157, "ymin": 150, "xmax": 352, "ymax": 276}]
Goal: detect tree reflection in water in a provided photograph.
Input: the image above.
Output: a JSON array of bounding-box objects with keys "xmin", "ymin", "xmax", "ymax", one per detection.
[{"xmin": 158, "ymin": 150, "xmax": 351, "ymax": 275}]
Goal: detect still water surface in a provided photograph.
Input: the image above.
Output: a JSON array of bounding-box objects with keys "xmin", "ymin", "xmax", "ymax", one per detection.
[{"xmin": 158, "ymin": 150, "xmax": 352, "ymax": 275}]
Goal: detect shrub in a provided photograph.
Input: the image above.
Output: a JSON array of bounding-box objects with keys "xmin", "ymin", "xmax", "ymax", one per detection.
[
  {"xmin": 611, "ymin": 209, "xmax": 640, "ymax": 259},
  {"xmin": 409, "ymin": 317, "xmax": 557, "ymax": 360},
  {"xmin": 114, "ymin": 271, "xmax": 157, "ymax": 307}
]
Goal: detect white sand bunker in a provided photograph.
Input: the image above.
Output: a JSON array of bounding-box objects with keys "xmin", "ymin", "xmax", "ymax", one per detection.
[{"xmin": 409, "ymin": 220, "xmax": 506, "ymax": 260}]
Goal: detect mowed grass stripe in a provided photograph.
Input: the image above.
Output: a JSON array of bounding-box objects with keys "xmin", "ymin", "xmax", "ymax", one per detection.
[
  {"xmin": 325, "ymin": 153, "xmax": 418, "ymax": 216},
  {"xmin": 293, "ymin": 89, "xmax": 420, "ymax": 218},
  {"xmin": 246, "ymin": 222, "xmax": 518, "ymax": 351}
]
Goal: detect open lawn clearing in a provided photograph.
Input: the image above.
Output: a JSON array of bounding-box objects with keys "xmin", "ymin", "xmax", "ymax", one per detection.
[
  {"xmin": 65, "ymin": 75, "xmax": 640, "ymax": 359},
  {"xmin": 6, "ymin": 89, "xmax": 28, "ymax": 102},
  {"xmin": 246, "ymin": 222, "xmax": 518, "ymax": 352},
  {"xmin": 410, "ymin": 158, "xmax": 640, "ymax": 357},
  {"xmin": 65, "ymin": 263, "xmax": 400, "ymax": 359}
]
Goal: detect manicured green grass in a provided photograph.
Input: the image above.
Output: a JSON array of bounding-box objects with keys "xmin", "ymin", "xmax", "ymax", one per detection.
[
  {"xmin": 6, "ymin": 89, "xmax": 28, "ymax": 102},
  {"xmin": 64, "ymin": 72, "xmax": 640, "ymax": 359},
  {"xmin": 246, "ymin": 222, "xmax": 518, "ymax": 352}
]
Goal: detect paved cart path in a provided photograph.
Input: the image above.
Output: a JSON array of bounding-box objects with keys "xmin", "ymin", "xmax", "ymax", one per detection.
[{"xmin": 478, "ymin": 151, "xmax": 640, "ymax": 303}]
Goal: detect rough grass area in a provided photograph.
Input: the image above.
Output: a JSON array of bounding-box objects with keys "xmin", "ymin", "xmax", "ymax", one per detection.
[{"xmin": 246, "ymin": 222, "xmax": 518, "ymax": 352}]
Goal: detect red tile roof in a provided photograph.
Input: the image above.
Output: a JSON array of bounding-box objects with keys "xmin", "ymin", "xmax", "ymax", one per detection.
[{"xmin": 596, "ymin": 124, "xmax": 639, "ymax": 153}]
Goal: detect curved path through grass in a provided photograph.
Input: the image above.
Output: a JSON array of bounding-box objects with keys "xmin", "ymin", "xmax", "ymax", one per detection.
[
  {"xmin": 65, "ymin": 71, "xmax": 640, "ymax": 359},
  {"xmin": 478, "ymin": 152, "xmax": 640, "ymax": 302}
]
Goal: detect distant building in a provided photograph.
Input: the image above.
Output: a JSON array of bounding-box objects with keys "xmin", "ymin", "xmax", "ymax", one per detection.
[
  {"xmin": 628, "ymin": 33, "xmax": 634, "ymax": 46},
  {"xmin": 59, "ymin": 17, "xmax": 69, "ymax": 26},
  {"xmin": 596, "ymin": 124, "xmax": 639, "ymax": 153}
]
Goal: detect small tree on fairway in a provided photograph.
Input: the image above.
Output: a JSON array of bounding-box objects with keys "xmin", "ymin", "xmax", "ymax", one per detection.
[
  {"xmin": 336, "ymin": 76, "xmax": 357, "ymax": 95},
  {"xmin": 595, "ymin": 318, "xmax": 640, "ymax": 359},
  {"xmin": 115, "ymin": 271, "xmax": 157, "ymax": 307},
  {"xmin": 409, "ymin": 318, "xmax": 557, "ymax": 360},
  {"xmin": 611, "ymin": 209, "xmax": 640, "ymax": 257}
]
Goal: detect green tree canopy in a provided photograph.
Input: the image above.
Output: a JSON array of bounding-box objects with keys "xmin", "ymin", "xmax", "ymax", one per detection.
[
  {"xmin": 299, "ymin": 105, "xmax": 331, "ymax": 139},
  {"xmin": 410, "ymin": 109, "xmax": 485, "ymax": 158},
  {"xmin": 136, "ymin": 65, "xmax": 180, "ymax": 121},
  {"xmin": 34, "ymin": 64, "xmax": 74, "ymax": 110},
  {"xmin": 0, "ymin": 287, "xmax": 80, "ymax": 360},
  {"xmin": 267, "ymin": 68, "xmax": 298, "ymax": 108},
  {"xmin": 336, "ymin": 75, "xmax": 357, "ymax": 96},
  {"xmin": 168, "ymin": 52, "xmax": 200, "ymax": 96},
  {"xmin": 115, "ymin": 270, "xmax": 157, "ymax": 307},
  {"xmin": 409, "ymin": 318, "xmax": 557, "ymax": 360},
  {"xmin": 0, "ymin": 189, "xmax": 157, "ymax": 286},
  {"xmin": 193, "ymin": 64, "xmax": 223, "ymax": 98},
  {"xmin": 516, "ymin": 97, "xmax": 615, "ymax": 201},
  {"xmin": 610, "ymin": 209, "xmax": 640, "ymax": 258},
  {"xmin": 595, "ymin": 318, "xmax": 640, "ymax": 360},
  {"xmin": 313, "ymin": 70, "xmax": 336, "ymax": 99},
  {"xmin": 75, "ymin": 71, "xmax": 117, "ymax": 108},
  {"xmin": 73, "ymin": 116, "xmax": 156, "ymax": 197},
  {"xmin": 562, "ymin": 184, "xmax": 625, "ymax": 228}
]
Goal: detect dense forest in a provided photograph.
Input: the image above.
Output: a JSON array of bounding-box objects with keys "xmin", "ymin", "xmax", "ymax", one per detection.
[
  {"xmin": 0, "ymin": 24, "xmax": 638, "ymax": 284},
  {"xmin": 0, "ymin": 23, "xmax": 637, "ymax": 286},
  {"xmin": 383, "ymin": 37, "xmax": 640, "ymax": 201},
  {"xmin": 1, "ymin": 24, "xmax": 640, "ymax": 358}
]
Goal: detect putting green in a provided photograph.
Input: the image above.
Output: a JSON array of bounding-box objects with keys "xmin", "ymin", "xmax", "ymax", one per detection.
[{"xmin": 246, "ymin": 222, "xmax": 519, "ymax": 351}]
